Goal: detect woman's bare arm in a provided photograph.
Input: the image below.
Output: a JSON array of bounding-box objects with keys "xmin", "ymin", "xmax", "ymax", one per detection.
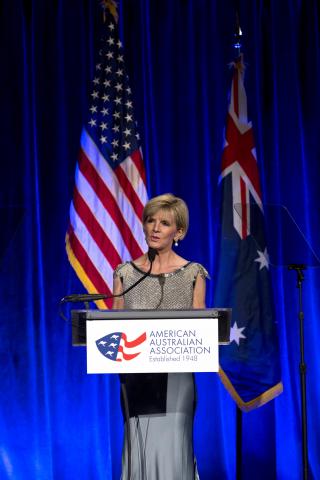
[
  {"xmin": 112, "ymin": 275, "xmax": 125, "ymax": 309},
  {"xmin": 192, "ymin": 274, "xmax": 206, "ymax": 308}
]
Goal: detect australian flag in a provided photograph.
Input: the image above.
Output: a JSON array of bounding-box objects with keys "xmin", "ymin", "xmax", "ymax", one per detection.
[
  {"xmin": 214, "ymin": 57, "xmax": 283, "ymax": 411},
  {"xmin": 96, "ymin": 331, "xmax": 147, "ymax": 362}
]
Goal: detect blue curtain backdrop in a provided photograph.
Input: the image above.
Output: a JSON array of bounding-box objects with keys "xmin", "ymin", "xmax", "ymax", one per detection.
[{"xmin": 1, "ymin": 0, "xmax": 320, "ymax": 478}]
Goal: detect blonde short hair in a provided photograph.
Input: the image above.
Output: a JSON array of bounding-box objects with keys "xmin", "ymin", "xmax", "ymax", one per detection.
[{"xmin": 142, "ymin": 193, "xmax": 189, "ymax": 239}]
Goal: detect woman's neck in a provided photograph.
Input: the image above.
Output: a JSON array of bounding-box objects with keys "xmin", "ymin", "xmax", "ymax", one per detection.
[{"xmin": 146, "ymin": 248, "xmax": 185, "ymax": 274}]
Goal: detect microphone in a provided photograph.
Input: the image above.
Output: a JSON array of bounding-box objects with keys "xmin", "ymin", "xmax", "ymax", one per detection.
[
  {"xmin": 60, "ymin": 248, "xmax": 158, "ymax": 304},
  {"xmin": 147, "ymin": 247, "xmax": 157, "ymax": 263}
]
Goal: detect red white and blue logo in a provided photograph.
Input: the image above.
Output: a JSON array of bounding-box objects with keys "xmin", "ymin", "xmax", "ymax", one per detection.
[{"xmin": 95, "ymin": 331, "xmax": 147, "ymax": 362}]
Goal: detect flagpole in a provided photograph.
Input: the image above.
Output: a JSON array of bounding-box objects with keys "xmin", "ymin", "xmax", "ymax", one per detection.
[
  {"xmin": 236, "ymin": 406, "xmax": 243, "ymax": 480},
  {"xmin": 233, "ymin": 15, "xmax": 243, "ymax": 480},
  {"xmin": 288, "ymin": 264, "xmax": 309, "ymax": 480}
]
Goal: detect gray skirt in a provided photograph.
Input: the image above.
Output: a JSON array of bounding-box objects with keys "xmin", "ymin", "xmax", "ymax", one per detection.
[{"xmin": 120, "ymin": 373, "xmax": 199, "ymax": 480}]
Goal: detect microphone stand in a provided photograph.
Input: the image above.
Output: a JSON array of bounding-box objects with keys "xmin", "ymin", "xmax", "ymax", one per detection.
[{"xmin": 288, "ymin": 264, "xmax": 308, "ymax": 480}]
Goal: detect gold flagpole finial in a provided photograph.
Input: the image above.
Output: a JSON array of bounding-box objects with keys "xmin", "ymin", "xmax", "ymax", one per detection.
[{"xmin": 100, "ymin": 0, "xmax": 119, "ymax": 24}]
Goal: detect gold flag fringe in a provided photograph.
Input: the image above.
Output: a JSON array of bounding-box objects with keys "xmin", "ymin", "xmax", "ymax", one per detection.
[
  {"xmin": 218, "ymin": 367, "xmax": 283, "ymax": 412},
  {"xmin": 65, "ymin": 233, "xmax": 108, "ymax": 310}
]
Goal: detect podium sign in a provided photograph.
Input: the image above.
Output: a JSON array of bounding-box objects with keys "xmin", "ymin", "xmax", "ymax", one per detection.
[{"xmin": 86, "ymin": 317, "xmax": 219, "ymax": 374}]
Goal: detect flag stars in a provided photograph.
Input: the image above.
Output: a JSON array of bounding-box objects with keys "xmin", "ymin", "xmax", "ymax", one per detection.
[
  {"xmin": 85, "ymin": 29, "xmax": 141, "ymax": 160},
  {"xmin": 230, "ymin": 322, "xmax": 246, "ymax": 346},
  {"xmin": 255, "ymin": 248, "xmax": 270, "ymax": 270}
]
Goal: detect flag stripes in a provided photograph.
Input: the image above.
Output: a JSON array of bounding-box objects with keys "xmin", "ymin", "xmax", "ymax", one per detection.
[
  {"xmin": 68, "ymin": 207, "xmax": 114, "ymax": 284},
  {"xmin": 72, "ymin": 188, "xmax": 123, "ymax": 269},
  {"xmin": 67, "ymin": 225, "xmax": 112, "ymax": 294},
  {"xmin": 77, "ymin": 147, "xmax": 143, "ymax": 257},
  {"xmin": 79, "ymin": 131, "xmax": 146, "ymax": 253},
  {"xmin": 113, "ymin": 164, "xmax": 145, "ymax": 220},
  {"xmin": 73, "ymin": 166, "xmax": 132, "ymax": 260},
  {"xmin": 66, "ymin": 6, "xmax": 147, "ymax": 308}
]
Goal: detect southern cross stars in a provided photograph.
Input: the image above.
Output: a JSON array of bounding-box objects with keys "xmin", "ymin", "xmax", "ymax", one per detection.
[
  {"xmin": 255, "ymin": 248, "xmax": 270, "ymax": 270},
  {"xmin": 230, "ymin": 321, "xmax": 246, "ymax": 346}
]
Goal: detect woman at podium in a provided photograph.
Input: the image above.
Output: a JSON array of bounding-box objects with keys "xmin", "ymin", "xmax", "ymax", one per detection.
[{"xmin": 113, "ymin": 193, "xmax": 209, "ymax": 480}]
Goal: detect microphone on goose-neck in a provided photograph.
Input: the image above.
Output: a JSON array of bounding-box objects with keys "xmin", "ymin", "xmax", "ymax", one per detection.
[
  {"xmin": 147, "ymin": 248, "xmax": 158, "ymax": 263},
  {"xmin": 60, "ymin": 248, "xmax": 159, "ymax": 305}
]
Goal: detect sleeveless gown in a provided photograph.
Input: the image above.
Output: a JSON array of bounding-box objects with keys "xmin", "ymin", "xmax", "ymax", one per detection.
[{"xmin": 113, "ymin": 261, "xmax": 208, "ymax": 480}]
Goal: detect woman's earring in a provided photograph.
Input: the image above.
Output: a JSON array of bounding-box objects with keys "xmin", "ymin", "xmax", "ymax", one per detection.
[{"xmin": 174, "ymin": 239, "xmax": 179, "ymax": 247}]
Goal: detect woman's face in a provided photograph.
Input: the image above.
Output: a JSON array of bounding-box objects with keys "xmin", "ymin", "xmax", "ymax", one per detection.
[{"xmin": 143, "ymin": 209, "xmax": 182, "ymax": 252}]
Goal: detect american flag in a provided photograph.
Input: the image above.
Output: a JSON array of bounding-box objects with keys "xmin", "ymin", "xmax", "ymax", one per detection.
[
  {"xmin": 66, "ymin": 4, "xmax": 147, "ymax": 308},
  {"xmin": 96, "ymin": 331, "xmax": 147, "ymax": 362},
  {"xmin": 214, "ymin": 57, "xmax": 283, "ymax": 411}
]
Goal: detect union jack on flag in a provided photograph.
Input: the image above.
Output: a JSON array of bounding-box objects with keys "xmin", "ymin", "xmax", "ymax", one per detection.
[
  {"xmin": 96, "ymin": 331, "xmax": 147, "ymax": 362},
  {"xmin": 66, "ymin": 3, "xmax": 147, "ymax": 308},
  {"xmin": 214, "ymin": 57, "xmax": 283, "ymax": 411}
]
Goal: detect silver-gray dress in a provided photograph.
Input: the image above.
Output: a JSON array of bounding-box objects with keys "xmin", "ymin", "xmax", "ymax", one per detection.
[{"xmin": 114, "ymin": 261, "xmax": 208, "ymax": 480}]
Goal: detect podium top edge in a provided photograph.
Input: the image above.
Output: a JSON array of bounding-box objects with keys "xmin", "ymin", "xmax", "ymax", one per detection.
[{"xmin": 71, "ymin": 308, "xmax": 231, "ymax": 320}]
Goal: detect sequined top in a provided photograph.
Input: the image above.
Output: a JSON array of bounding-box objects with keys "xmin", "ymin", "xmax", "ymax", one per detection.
[{"xmin": 113, "ymin": 261, "xmax": 209, "ymax": 310}]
